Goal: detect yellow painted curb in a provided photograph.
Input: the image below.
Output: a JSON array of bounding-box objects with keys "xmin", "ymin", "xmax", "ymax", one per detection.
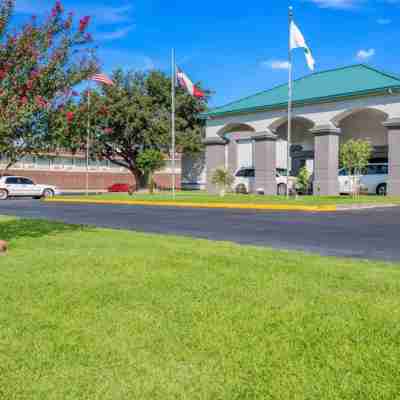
[{"xmin": 44, "ymin": 198, "xmax": 338, "ymax": 212}]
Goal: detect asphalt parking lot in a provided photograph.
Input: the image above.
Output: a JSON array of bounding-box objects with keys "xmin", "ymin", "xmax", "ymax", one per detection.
[{"xmin": 0, "ymin": 198, "xmax": 399, "ymax": 262}]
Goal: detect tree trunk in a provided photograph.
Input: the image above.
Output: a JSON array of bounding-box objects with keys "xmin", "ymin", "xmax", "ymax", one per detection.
[
  {"xmin": 128, "ymin": 167, "xmax": 143, "ymax": 192},
  {"xmin": 1, "ymin": 160, "xmax": 15, "ymax": 177},
  {"xmin": 148, "ymin": 171, "xmax": 154, "ymax": 194}
]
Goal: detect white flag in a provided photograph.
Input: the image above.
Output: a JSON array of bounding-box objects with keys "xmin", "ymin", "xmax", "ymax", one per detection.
[{"xmin": 290, "ymin": 21, "xmax": 315, "ymax": 71}]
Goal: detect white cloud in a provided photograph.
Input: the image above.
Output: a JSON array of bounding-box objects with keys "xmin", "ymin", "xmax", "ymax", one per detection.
[
  {"xmin": 90, "ymin": 5, "xmax": 133, "ymax": 25},
  {"xmin": 377, "ymin": 18, "xmax": 392, "ymax": 25},
  {"xmin": 306, "ymin": 0, "xmax": 364, "ymax": 9},
  {"xmin": 356, "ymin": 48, "xmax": 375, "ymax": 60},
  {"xmin": 97, "ymin": 25, "xmax": 136, "ymax": 41},
  {"xmin": 261, "ymin": 60, "xmax": 290, "ymax": 70},
  {"xmin": 99, "ymin": 50, "xmax": 155, "ymax": 72},
  {"xmin": 14, "ymin": 1, "xmax": 134, "ymax": 25}
]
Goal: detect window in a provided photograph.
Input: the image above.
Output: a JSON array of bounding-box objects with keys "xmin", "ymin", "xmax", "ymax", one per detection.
[
  {"xmin": 52, "ymin": 157, "xmax": 65, "ymax": 168},
  {"xmin": 22, "ymin": 156, "xmax": 35, "ymax": 165},
  {"xmin": 20, "ymin": 178, "xmax": 34, "ymax": 185},
  {"xmin": 235, "ymin": 168, "xmax": 255, "ymax": 178},
  {"xmin": 36, "ymin": 157, "xmax": 51, "ymax": 168},
  {"xmin": 98, "ymin": 159, "xmax": 109, "ymax": 168},
  {"xmin": 339, "ymin": 169, "xmax": 349, "ymax": 176},
  {"xmin": 277, "ymin": 168, "xmax": 288, "ymax": 177},
  {"xmin": 367, "ymin": 164, "xmax": 388, "ymax": 175},
  {"xmin": 63, "ymin": 157, "xmax": 74, "ymax": 168},
  {"xmin": 244, "ymin": 169, "xmax": 255, "ymax": 178},
  {"xmin": 5, "ymin": 177, "xmax": 19, "ymax": 184},
  {"xmin": 74, "ymin": 158, "xmax": 86, "ymax": 168}
]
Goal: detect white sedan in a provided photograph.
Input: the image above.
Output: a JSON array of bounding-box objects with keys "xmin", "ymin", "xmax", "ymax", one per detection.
[
  {"xmin": 338, "ymin": 164, "xmax": 388, "ymax": 195},
  {"xmin": 0, "ymin": 176, "xmax": 60, "ymax": 200},
  {"xmin": 233, "ymin": 167, "xmax": 296, "ymax": 195}
]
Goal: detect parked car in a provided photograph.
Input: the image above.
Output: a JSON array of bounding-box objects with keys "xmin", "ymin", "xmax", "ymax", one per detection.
[
  {"xmin": 233, "ymin": 167, "xmax": 296, "ymax": 195},
  {"xmin": 339, "ymin": 163, "xmax": 388, "ymax": 195},
  {"xmin": 108, "ymin": 183, "xmax": 133, "ymax": 193},
  {"xmin": 0, "ymin": 176, "xmax": 60, "ymax": 200}
]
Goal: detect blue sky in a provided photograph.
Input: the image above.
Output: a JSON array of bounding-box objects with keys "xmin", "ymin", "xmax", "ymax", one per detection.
[{"xmin": 13, "ymin": 0, "xmax": 400, "ymax": 107}]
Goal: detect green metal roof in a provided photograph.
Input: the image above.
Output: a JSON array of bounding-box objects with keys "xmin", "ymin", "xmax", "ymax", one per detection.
[{"xmin": 203, "ymin": 64, "xmax": 400, "ymax": 118}]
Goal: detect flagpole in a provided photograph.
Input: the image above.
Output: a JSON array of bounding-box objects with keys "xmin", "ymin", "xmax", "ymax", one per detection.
[
  {"xmin": 287, "ymin": 6, "xmax": 293, "ymax": 198},
  {"xmin": 171, "ymin": 48, "xmax": 176, "ymax": 199},
  {"xmin": 86, "ymin": 86, "xmax": 91, "ymax": 196}
]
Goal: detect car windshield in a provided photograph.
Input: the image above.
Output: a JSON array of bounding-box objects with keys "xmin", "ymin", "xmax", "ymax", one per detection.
[
  {"xmin": 236, "ymin": 169, "xmax": 255, "ymax": 177},
  {"xmin": 276, "ymin": 168, "xmax": 288, "ymax": 176}
]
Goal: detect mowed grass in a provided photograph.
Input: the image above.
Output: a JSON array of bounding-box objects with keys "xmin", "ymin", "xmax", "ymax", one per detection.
[
  {"xmin": 56, "ymin": 191, "xmax": 400, "ymax": 206},
  {"xmin": 1, "ymin": 217, "xmax": 400, "ymax": 399}
]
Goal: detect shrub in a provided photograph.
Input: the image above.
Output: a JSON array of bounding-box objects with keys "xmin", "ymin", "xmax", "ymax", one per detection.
[
  {"xmin": 211, "ymin": 167, "xmax": 234, "ymax": 197},
  {"xmin": 296, "ymin": 166, "xmax": 310, "ymax": 194}
]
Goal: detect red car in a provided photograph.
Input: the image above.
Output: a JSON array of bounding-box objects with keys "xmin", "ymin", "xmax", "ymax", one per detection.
[{"xmin": 108, "ymin": 183, "xmax": 134, "ymax": 193}]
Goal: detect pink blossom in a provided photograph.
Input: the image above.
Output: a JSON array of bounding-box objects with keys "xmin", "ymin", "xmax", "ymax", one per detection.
[
  {"xmin": 79, "ymin": 16, "xmax": 90, "ymax": 33},
  {"xmin": 35, "ymin": 96, "xmax": 47, "ymax": 108},
  {"xmin": 66, "ymin": 111, "xmax": 74, "ymax": 123}
]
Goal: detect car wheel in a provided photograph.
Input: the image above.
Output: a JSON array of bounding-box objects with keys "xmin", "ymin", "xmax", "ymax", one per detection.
[
  {"xmin": 0, "ymin": 189, "xmax": 8, "ymax": 200},
  {"xmin": 235, "ymin": 183, "xmax": 248, "ymax": 194},
  {"xmin": 277, "ymin": 183, "xmax": 287, "ymax": 196},
  {"xmin": 42, "ymin": 189, "xmax": 55, "ymax": 198},
  {"xmin": 376, "ymin": 183, "xmax": 387, "ymax": 196}
]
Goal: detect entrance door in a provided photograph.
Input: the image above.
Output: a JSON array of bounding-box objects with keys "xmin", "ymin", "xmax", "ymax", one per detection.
[{"xmin": 237, "ymin": 139, "xmax": 253, "ymax": 168}]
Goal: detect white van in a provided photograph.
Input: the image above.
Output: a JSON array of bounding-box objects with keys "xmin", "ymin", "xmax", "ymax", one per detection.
[
  {"xmin": 233, "ymin": 167, "xmax": 295, "ymax": 195},
  {"xmin": 338, "ymin": 164, "xmax": 388, "ymax": 195}
]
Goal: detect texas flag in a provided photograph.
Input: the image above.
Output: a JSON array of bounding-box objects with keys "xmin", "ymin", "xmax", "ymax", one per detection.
[{"xmin": 176, "ymin": 67, "xmax": 205, "ymax": 98}]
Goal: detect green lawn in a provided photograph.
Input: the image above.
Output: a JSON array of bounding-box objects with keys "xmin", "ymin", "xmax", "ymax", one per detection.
[
  {"xmin": 55, "ymin": 191, "xmax": 400, "ymax": 206},
  {"xmin": 1, "ymin": 217, "xmax": 400, "ymax": 399}
]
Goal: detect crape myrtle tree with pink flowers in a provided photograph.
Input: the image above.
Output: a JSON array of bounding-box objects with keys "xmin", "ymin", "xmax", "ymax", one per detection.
[{"xmin": 0, "ymin": 0, "xmax": 98, "ymax": 171}]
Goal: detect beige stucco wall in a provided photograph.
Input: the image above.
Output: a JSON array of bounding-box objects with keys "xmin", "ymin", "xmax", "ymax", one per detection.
[
  {"xmin": 339, "ymin": 109, "xmax": 388, "ymax": 146},
  {"xmin": 206, "ymin": 93, "xmax": 400, "ymax": 139}
]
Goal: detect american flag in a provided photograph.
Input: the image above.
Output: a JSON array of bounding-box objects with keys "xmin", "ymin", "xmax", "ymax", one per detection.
[{"xmin": 91, "ymin": 73, "xmax": 114, "ymax": 86}]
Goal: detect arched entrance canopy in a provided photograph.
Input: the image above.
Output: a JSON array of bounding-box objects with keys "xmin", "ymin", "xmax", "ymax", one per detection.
[{"xmin": 216, "ymin": 123, "xmax": 256, "ymax": 139}]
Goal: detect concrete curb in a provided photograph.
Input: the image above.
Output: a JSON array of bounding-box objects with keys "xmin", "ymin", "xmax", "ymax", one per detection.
[
  {"xmin": 44, "ymin": 198, "xmax": 338, "ymax": 212},
  {"xmin": 336, "ymin": 203, "xmax": 399, "ymax": 211}
]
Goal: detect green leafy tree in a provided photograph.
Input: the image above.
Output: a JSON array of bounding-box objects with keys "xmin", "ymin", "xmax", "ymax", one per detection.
[
  {"xmin": 63, "ymin": 69, "xmax": 208, "ymax": 187},
  {"xmin": 340, "ymin": 139, "xmax": 372, "ymax": 198},
  {"xmin": 136, "ymin": 149, "xmax": 166, "ymax": 194},
  {"xmin": 0, "ymin": 0, "xmax": 97, "ymax": 171},
  {"xmin": 296, "ymin": 166, "xmax": 310, "ymax": 194},
  {"xmin": 211, "ymin": 167, "xmax": 234, "ymax": 197}
]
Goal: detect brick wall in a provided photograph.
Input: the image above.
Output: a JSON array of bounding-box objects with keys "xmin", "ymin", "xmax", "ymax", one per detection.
[{"xmin": 5, "ymin": 169, "xmax": 181, "ymax": 191}]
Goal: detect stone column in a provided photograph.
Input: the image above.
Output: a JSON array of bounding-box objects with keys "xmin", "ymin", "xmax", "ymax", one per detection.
[
  {"xmin": 203, "ymin": 137, "xmax": 227, "ymax": 193},
  {"xmin": 311, "ymin": 125, "xmax": 341, "ymax": 196},
  {"xmin": 227, "ymin": 139, "xmax": 238, "ymax": 175},
  {"xmin": 252, "ymin": 131, "xmax": 277, "ymax": 195},
  {"xmin": 383, "ymin": 118, "xmax": 400, "ymax": 196}
]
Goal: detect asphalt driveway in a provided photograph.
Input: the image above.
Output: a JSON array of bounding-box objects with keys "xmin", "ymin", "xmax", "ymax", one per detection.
[{"xmin": 0, "ymin": 199, "xmax": 399, "ymax": 262}]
